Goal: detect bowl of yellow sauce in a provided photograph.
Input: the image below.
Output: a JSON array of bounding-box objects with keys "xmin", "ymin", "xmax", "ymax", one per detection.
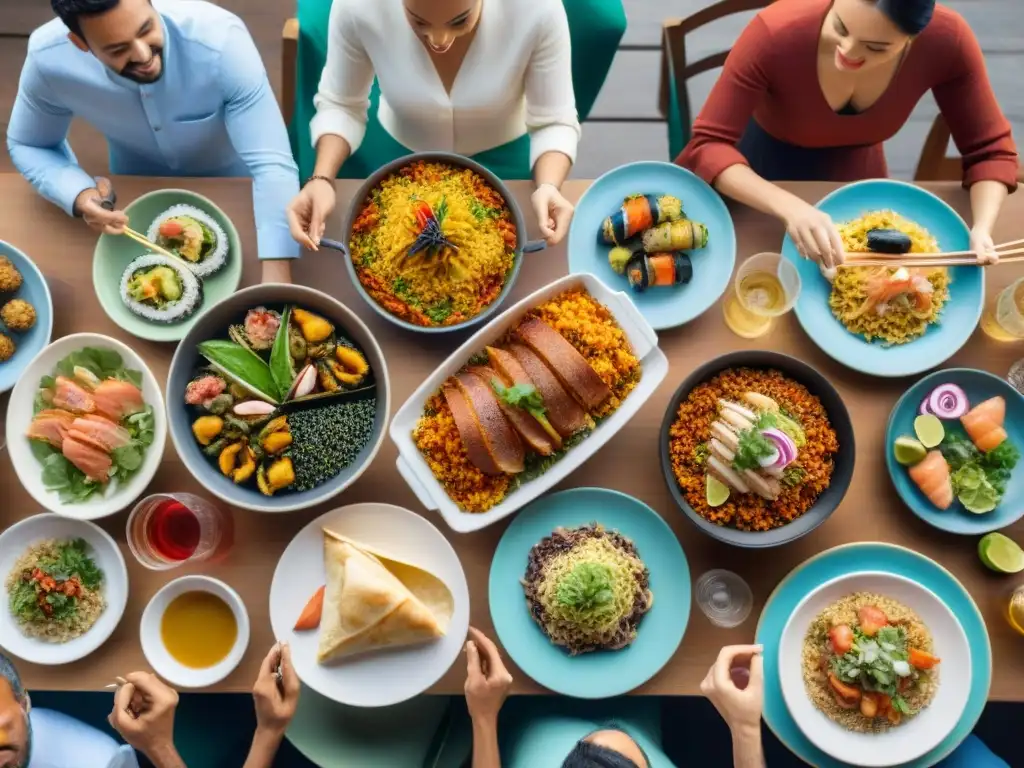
[{"xmin": 140, "ymin": 575, "xmax": 249, "ymax": 688}]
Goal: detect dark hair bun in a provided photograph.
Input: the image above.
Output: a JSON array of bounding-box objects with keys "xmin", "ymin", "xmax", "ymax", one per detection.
[{"xmin": 876, "ymin": 0, "xmax": 936, "ymax": 35}]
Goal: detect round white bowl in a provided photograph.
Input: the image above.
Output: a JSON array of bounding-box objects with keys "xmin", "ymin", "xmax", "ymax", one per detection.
[
  {"xmin": 140, "ymin": 575, "xmax": 250, "ymax": 689},
  {"xmin": 778, "ymin": 571, "xmax": 971, "ymax": 767},
  {"xmin": 5, "ymin": 333, "xmax": 167, "ymax": 520},
  {"xmin": 0, "ymin": 514, "xmax": 128, "ymax": 665}
]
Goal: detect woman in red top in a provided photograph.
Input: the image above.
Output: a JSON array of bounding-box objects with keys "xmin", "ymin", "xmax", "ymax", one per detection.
[{"xmin": 677, "ymin": 0, "xmax": 1018, "ymax": 269}]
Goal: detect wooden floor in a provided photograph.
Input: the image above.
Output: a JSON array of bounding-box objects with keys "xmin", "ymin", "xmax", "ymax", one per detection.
[{"xmin": 1, "ymin": 0, "xmax": 1021, "ymax": 180}]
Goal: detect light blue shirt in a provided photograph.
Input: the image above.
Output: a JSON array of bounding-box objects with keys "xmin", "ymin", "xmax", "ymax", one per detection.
[
  {"xmin": 28, "ymin": 708, "xmax": 138, "ymax": 768},
  {"xmin": 6, "ymin": 0, "xmax": 299, "ymax": 260}
]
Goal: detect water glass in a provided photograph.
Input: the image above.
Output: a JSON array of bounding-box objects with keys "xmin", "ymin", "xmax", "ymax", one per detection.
[{"xmin": 695, "ymin": 569, "xmax": 753, "ymax": 628}]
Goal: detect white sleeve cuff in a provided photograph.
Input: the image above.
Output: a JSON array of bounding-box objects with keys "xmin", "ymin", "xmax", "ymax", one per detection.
[
  {"xmin": 528, "ymin": 123, "xmax": 580, "ymax": 169},
  {"xmin": 309, "ymin": 104, "xmax": 367, "ymax": 156}
]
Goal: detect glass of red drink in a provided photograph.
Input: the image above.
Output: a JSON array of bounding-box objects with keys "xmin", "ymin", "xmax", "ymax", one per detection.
[{"xmin": 127, "ymin": 493, "xmax": 233, "ymax": 570}]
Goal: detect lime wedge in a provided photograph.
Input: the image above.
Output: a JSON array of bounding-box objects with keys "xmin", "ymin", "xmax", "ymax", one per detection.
[
  {"xmin": 706, "ymin": 474, "xmax": 730, "ymax": 507},
  {"xmin": 913, "ymin": 414, "xmax": 945, "ymax": 448},
  {"xmin": 893, "ymin": 436, "xmax": 927, "ymax": 466},
  {"xmin": 978, "ymin": 533, "xmax": 1024, "ymax": 574}
]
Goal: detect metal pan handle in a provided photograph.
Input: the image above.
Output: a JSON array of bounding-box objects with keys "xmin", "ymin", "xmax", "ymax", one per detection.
[
  {"xmin": 522, "ymin": 239, "xmax": 547, "ymax": 254},
  {"xmin": 317, "ymin": 237, "xmax": 349, "ymax": 256}
]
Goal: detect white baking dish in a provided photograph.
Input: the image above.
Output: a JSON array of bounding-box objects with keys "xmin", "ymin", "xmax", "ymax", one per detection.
[{"xmin": 390, "ymin": 273, "xmax": 669, "ymax": 533}]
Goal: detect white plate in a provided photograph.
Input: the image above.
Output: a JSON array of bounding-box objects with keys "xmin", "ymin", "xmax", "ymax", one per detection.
[
  {"xmin": 269, "ymin": 503, "xmax": 470, "ymax": 708},
  {"xmin": 0, "ymin": 513, "xmax": 129, "ymax": 665},
  {"xmin": 5, "ymin": 333, "xmax": 167, "ymax": 520},
  {"xmin": 140, "ymin": 575, "xmax": 250, "ymax": 689},
  {"xmin": 390, "ymin": 273, "xmax": 669, "ymax": 533},
  {"xmin": 778, "ymin": 572, "xmax": 971, "ymax": 767}
]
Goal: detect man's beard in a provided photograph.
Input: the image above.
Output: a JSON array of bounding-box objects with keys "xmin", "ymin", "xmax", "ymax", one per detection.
[{"xmin": 120, "ymin": 49, "xmax": 164, "ymax": 83}]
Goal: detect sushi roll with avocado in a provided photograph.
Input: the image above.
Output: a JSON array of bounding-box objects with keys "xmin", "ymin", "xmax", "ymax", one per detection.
[
  {"xmin": 147, "ymin": 204, "xmax": 229, "ymax": 278},
  {"xmin": 119, "ymin": 253, "xmax": 202, "ymax": 323}
]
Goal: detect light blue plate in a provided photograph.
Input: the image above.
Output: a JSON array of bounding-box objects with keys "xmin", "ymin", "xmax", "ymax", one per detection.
[
  {"xmin": 783, "ymin": 180, "xmax": 981, "ymax": 377},
  {"xmin": 885, "ymin": 368, "xmax": 1024, "ymax": 534},
  {"xmin": 567, "ymin": 161, "xmax": 736, "ymax": 330},
  {"xmin": 489, "ymin": 487, "xmax": 690, "ymax": 698},
  {"xmin": 756, "ymin": 542, "xmax": 991, "ymax": 768},
  {"xmin": 0, "ymin": 241, "xmax": 53, "ymax": 394}
]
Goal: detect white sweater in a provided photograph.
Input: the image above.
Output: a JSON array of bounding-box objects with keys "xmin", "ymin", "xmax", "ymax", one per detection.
[{"xmin": 310, "ymin": 0, "xmax": 581, "ymax": 170}]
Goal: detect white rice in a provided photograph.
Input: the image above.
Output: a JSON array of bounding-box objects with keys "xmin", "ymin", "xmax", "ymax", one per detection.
[
  {"xmin": 146, "ymin": 203, "xmax": 230, "ymax": 278},
  {"xmin": 119, "ymin": 253, "xmax": 203, "ymax": 323}
]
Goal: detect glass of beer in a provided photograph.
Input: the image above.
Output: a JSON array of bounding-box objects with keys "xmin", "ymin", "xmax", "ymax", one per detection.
[
  {"xmin": 980, "ymin": 277, "xmax": 1024, "ymax": 342},
  {"xmin": 723, "ymin": 252, "xmax": 802, "ymax": 339}
]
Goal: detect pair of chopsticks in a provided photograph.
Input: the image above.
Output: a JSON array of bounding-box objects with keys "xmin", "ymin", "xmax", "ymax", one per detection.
[
  {"xmin": 120, "ymin": 226, "xmax": 190, "ymax": 265},
  {"xmin": 842, "ymin": 238, "xmax": 1024, "ymax": 268}
]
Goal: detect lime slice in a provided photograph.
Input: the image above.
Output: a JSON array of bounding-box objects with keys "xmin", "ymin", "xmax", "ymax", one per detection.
[
  {"xmin": 706, "ymin": 474, "xmax": 730, "ymax": 507},
  {"xmin": 893, "ymin": 436, "xmax": 927, "ymax": 466},
  {"xmin": 913, "ymin": 414, "xmax": 945, "ymax": 448},
  {"xmin": 978, "ymin": 533, "xmax": 1024, "ymax": 574}
]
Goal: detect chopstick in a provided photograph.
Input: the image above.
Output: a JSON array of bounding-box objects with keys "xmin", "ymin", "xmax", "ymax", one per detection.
[
  {"xmin": 120, "ymin": 226, "xmax": 189, "ymax": 265},
  {"xmin": 104, "ymin": 676, "xmax": 129, "ymax": 689},
  {"xmin": 842, "ymin": 238, "xmax": 1024, "ymax": 268}
]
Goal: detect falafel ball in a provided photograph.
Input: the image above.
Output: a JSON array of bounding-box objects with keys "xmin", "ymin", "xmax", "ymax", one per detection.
[
  {"xmin": 0, "ymin": 257, "xmax": 22, "ymax": 294},
  {"xmin": 0, "ymin": 333, "xmax": 14, "ymax": 363},
  {"xmin": 1, "ymin": 299, "xmax": 36, "ymax": 332}
]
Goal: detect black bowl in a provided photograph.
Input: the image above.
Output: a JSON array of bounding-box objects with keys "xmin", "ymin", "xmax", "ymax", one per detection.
[{"xmin": 659, "ymin": 351, "xmax": 855, "ymax": 547}]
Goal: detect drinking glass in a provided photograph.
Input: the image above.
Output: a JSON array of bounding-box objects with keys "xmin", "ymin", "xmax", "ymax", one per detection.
[
  {"xmin": 127, "ymin": 493, "xmax": 234, "ymax": 570},
  {"xmin": 980, "ymin": 277, "xmax": 1024, "ymax": 342},
  {"xmin": 723, "ymin": 252, "xmax": 802, "ymax": 339},
  {"xmin": 694, "ymin": 569, "xmax": 753, "ymax": 628}
]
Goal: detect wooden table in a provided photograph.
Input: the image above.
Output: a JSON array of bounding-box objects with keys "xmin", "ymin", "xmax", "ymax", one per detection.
[{"xmin": 1, "ymin": 174, "xmax": 1022, "ymax": 699}]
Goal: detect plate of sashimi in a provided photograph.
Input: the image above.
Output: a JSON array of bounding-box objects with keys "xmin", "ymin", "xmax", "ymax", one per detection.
[
  {"xmin": 885, "ymin": 368, "xmax": 1023, "ymax": 535},
  {"xmin": 5, "ymin": 333, "xmax": 167, "ymax": 520}
]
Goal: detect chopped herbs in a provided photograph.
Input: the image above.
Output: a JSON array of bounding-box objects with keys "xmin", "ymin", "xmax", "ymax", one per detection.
[
  {"xmin": 693, "ymin": 442, "xmax": 709, "ymax": 466},
  {"xmin": 490, "ymin": 380, "xmax": 559, "ymax": 439},
  {"xmin": 425, "ymin": 299, "xmax": 453, "ymax": 324},
  {"xmin": 556, "ymin": 562, "xmax": 614, "ymax": 611},
  {"xmin": 732, "ymin": 427, "xmax": 777, "ymax": 471},
  {"xmin": 289, "ymin": 399, "xmax": 377, "ymax": 492}
]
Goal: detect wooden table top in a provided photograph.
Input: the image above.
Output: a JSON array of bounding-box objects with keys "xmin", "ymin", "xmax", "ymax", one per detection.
[{"xmin": 1, "ymin": 174, "xmax": 1022, "ymax": 699}]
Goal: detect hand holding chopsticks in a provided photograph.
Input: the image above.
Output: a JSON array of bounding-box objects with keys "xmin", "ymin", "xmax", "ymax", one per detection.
[
  {"xmin": 119, "ymin": 225, "xmax": 189, "ymax": 265},
  {"xmin": 842, "ymin": 238, "xmax": 1024, "ymax": 268}
]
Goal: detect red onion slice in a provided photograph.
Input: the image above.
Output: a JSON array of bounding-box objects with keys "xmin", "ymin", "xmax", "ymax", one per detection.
[
  {"xmin": 926, "ymin": 383, "xmax": 969, "ymax": 420},
  {"xmin": 762, "ymin": 428, "xmax": 797, "ymax": 467},
  {"xmin": 919, "ymin": 398, "xmax": 933, "ymax": 417}
]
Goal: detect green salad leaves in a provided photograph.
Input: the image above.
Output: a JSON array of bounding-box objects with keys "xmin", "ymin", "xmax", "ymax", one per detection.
[
  {"xmin": 9, "ymin": 539, "xmax": 103, "ymax": 625},
  {"xmin": 556, "ymin": 562, "xmax": 615, "ymax": 612},
  {"xmin": 940, "ymin": 430, "xmax": 1020, "ymax": 512}
]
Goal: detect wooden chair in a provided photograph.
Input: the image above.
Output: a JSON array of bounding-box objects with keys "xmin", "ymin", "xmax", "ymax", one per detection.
[
  {"xmin": 659, "ymin": 0, "xmax": 777, "ymax": 161},
  {"xmin": 281, "ymin": 18, "xmax": 299, "ymax": 126},
  {"xmin": 914, "ymin": 113, "xmax": 960, "ymax": 181}
]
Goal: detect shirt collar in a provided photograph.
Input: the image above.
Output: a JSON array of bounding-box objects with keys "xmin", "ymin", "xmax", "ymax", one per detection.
[{"xmin": 102, "ymin": 12, "xmax": 171, "ymax": 92}]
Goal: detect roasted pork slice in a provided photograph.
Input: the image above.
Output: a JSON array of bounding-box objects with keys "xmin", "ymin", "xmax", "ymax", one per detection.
[
  {"xmin": 507, "ymin": 344, "xmax": 588, "ymax": 438},
  {"xmin": 466, "ymin": 365, "xmax": 558, "ymax": 456},
  {"xmin": 514, "ymin": 318, "xmax": 611, "ymax": 409},
  {"xmin": 454, "ymin": 372, "xmax": 524, "ymax": 474},
  {"xmin": 484, "ymin": 347, "xmax": 564, "ymax": 449},
  {"xmin": 443, "ymin": 382, "xmax": 502, "ymax": 476}
]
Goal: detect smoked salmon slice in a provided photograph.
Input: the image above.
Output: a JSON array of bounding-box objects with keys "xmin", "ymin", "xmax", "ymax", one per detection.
[
  {"xmin": 908, "ymin": 450, "xmax": 953, "ymax": 510},
  {"xmin": 62, "ymin": 435, "xmax": 112, "ymax": 483},
  {"xmin": 52, "ymin": 376, "xmax": 96, "ymax": 414},
  {"xmin": 960, "ymin": 396, "xmax": 1007, "ymax": 453},
  {"xmin": 92, "ymin": 379, "xmax": 146, "ymax": 421},
  {"xmin": 67, "ymin": 416, "xmax": 131, "ymax": 453},
  {"xmin": 26, "ymin": 409, "xmax": 77, "ymax": 448}
]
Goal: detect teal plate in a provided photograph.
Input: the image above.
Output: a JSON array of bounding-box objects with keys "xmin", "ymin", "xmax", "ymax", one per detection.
[
  {"xmin": 489, "ymin": 488, "xmax": 690, "ymax": 698},
  {"xmin": 885, "ymin": 369, "xmax": 1024, "ymax": 535},
  {"xmin": 756, "ymin": 542, "xmax": 991, "ymax": 768},
  {"xmin": 0, "ymin": 241, "xmax": 53, "ymax": 394},
  {"xmin": 782, "ymin": 180, "xmax": 981, "ymax": 377},
  {"xmin": 93, "ymin": 189, "xmax": 243, "ymax": 342}
]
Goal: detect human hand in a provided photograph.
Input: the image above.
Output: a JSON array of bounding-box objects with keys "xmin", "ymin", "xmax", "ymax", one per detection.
[
  {"xmin": 531, "ymin": 183, "xmax": 574, "ymax": 245},
  {"xmin": 464, "ymin": 627, "xmax": 513, "ymax": 724},
  {"xmin": 253, "ymin": 642, "xmax": 300, "ymax": 736},
  {"xmin": 108, "ymin": 672, "xmax": 180, "ymax": 758},
  {"xmin": 969, "ymin": 226, "xmax": 999, "ymax": 264},
  {"xmin": 286, "ymin": 178, "xmax": 336, "ymax": 251},
  {"xmin": 261, "ymin": 259, "xmax": 293, "ymax": 285},
  {"xmin": 700, "ymin": 645, "xmax": 764, "ymax": 735},
  {"xmin": 74, "ymin": 177, "xmax": 128, "ymax": 235},
  {"xmin": 783, "ymin": 200, "xmax": 844, "ymax": 269}
]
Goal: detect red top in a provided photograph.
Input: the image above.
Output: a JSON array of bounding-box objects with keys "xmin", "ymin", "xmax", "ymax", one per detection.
[{"xmin": 676, "ymin": 0, "xmax": 1018, "ymax": 191}]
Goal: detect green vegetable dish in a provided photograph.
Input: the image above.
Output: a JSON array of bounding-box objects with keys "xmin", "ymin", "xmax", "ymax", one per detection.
[
  {"xmin": 6, "ymin": 538, "xmax": 106, "ymax": 643},
  {"xmin": 184, "ymin": 305, "xmax": 378, "ymax": 497},
  {"xmin": 522, "ymin": 524, "xmax": 652, "ymax": 656},
  {"xmin": 25, "ymin": 347, "xmax": 156, "ymax": 503}
]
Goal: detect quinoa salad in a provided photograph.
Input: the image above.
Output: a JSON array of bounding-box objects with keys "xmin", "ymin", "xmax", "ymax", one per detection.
[
  {"xmin": 413, "ymin": 288, "xmax": 642, "ymax": 513},
  {"xmin": 802, "ymin": 593, "xmax": 941, "ymax": 733}
]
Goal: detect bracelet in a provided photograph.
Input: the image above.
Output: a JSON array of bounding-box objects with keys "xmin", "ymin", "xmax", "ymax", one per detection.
[{"xmin": 303, "ymin": 174, "xmax": 333, "ymax": 188}]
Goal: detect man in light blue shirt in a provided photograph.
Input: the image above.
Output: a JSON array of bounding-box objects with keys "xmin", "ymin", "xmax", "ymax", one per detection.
[{"xmin": 7, "ymin": 0, "xmax": 300, "ymax": 284}]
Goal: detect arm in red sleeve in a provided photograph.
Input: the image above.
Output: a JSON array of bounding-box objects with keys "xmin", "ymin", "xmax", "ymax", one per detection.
[
  {"xmin": 932, "ymin": 19, "xmax": 1019, "ymax": 192},
  {"xmin": 675, "ymin": 15, "xmax": 773, "ymax": 185}
]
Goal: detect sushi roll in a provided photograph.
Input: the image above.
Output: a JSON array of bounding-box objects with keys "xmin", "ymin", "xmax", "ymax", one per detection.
[
  {"xmin": 601, "ymin": 194, "xmax": 683, "ymax": 245},
  {"xmin": 866, "ymin": 228, "xmax": 913, "ymax": 254},
  {"xmin": 147, "ymin": 204, "xmax": 229, "ymax": 278},
  {"xmin": 119, "ymin": 253, "xmax": 203, "ymax": 323},
  {"xmin": 608, "ymin": 236, "xmax": 644, "ymax": 275},
  {"xmin": 642, "ymin": 219, "xmax": 709, "ymax": 253},
  {"xmin": 625, "ymin": 252, "xmax": 693, "ymax": 292}
]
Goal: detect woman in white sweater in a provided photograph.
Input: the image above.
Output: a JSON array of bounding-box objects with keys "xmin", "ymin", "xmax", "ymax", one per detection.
[{"xmin": 286, "ymin": 0, "xmax": 581, "ymax": 249}]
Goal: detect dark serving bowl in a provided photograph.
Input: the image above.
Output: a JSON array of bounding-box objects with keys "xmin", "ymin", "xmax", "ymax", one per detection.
[
  {"xmin": 166, "ymin": 284, "xmax": 390, "ymax": 513},
  {"xmin": 659, "ymin": 351, "xmax": 855, "ymax": 548},
  {"xmin": 322, "ymin": 151, "xmax": 546, "ymax": 334}
]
